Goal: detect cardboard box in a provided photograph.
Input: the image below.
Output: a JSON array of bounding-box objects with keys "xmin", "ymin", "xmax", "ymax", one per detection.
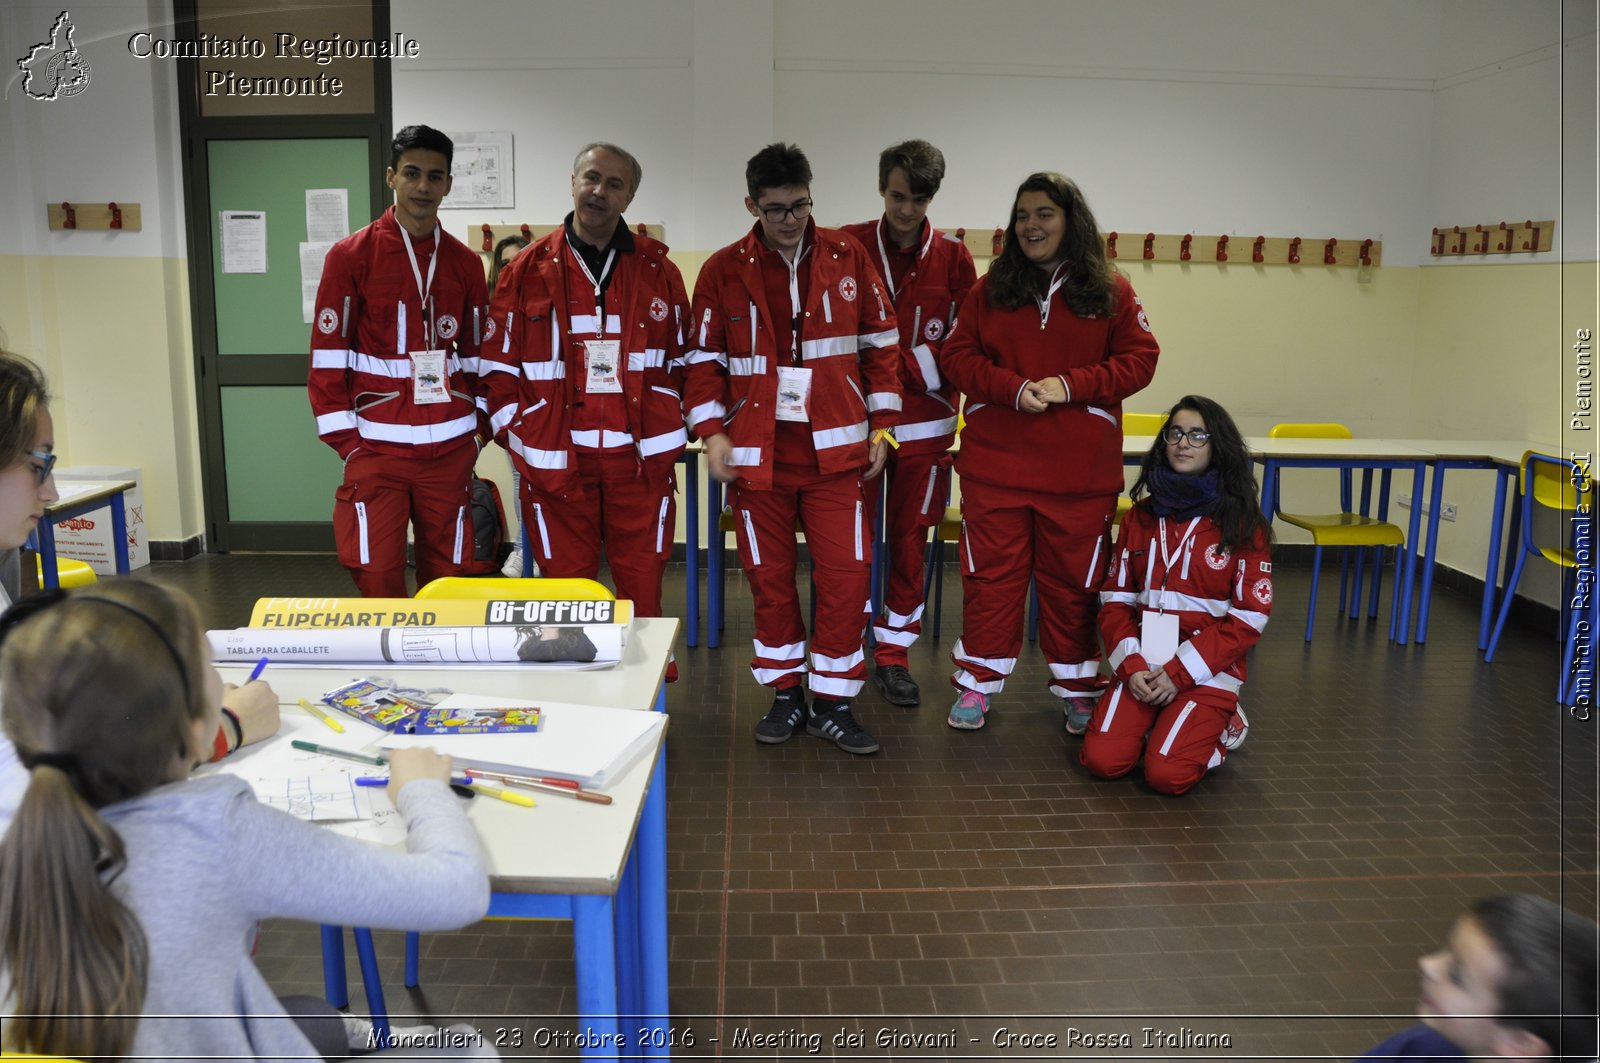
[{"xmin": 51, "ymin": 466, "xmax": 150, "ymax": 574}]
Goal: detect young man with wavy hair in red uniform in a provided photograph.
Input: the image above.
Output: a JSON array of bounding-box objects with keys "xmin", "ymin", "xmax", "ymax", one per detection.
[
  {"xmin": 684, "ymin": 143, "xmax": 902, "ymax": 754},
  {"xmin": 842, "ymin": 140, "xmax": 976, "ymax": 708},
  {"xmin": 940, "ymin": 171, "xmax": 1159, "ymax": 731},
  {"xmin": 481, "ymin": 144, "xmax": 689, "ymax": 673},
  {"xmin": 309, "ymin": 124, "xmax": 490, "ymax": 598}
]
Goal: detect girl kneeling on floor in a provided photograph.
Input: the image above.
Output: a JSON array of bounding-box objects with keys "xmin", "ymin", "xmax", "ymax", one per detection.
[{"xmin": 1080, "ymin": 395, "xmax": 1271, "ymax": 795}]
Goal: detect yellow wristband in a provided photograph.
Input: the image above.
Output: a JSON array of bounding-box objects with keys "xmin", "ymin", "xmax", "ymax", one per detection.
[{"xmin": 871, "ymin": 428, "xmax": 900, "ymax": 450}]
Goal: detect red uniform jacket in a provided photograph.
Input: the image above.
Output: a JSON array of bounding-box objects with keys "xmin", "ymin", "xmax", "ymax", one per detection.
[
  {"xmin": 1099, "ymin": 502, "xmax": 1273, "ymax": 696},
  {"xmin": 683, "ymin": 222, "xmax": 902, "ymax": 491},
  {"xmin": 839, "ymin": 219, "xmax": 976, "ymax": 456},
  {"xmin": 940, "ymin": 272, "xmax": 1159, "ymax": 496},
  {"xmin": 482, "ymin": 227, "xmax": 690, "ymax": 495},
  {"xmin": 308, "ymin": 207, "xmax": 488, "ymax": 460}
]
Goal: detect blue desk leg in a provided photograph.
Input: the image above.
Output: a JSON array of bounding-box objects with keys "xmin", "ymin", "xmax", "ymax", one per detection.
[
  {"xmin": 616, "ymin": 846, "xmax": 643, "ymax": 1032},
  {"xmin": 1416, "ymin": 461, "xmax": 1449, "ymax": 643},
  {"xmin": 572, "ymin": 894, "xmax": 622, "ymax": 1061},
  {"xmin": 111, "ymin": 494, "xmax": 130, "ymax": 575},
  {"xmin": 320, "ymin": 924, "xmax": 349, "ymax": 1008},
  {"xmin": 1479, "ymin": 468, "xmax": 1512, "ymax": 650},
  {"xmin": 352, "ymin": 927, "xmax": 391, "ymax": 1042},
  {"xmin": 683, "ymin": 454, "xmax": 700, "ymax": 648},
  {"xmin": 637, "ymin": 748, "xmax": 670, "ymax": 1058},
  {"xmin": 1391, "ymin": 462, "xmax": 1426, "ymax": 645}
]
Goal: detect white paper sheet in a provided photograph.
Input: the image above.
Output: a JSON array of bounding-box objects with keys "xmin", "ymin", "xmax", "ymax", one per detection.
[
  {"xmin": 300, "ymin": 240, "xmax": 335, "ymax": 323},
  {"xmin": 220, "ymin": 210, "xmax": 267, "ymax": 273},
  {"xmin": 305, "ymin": 188, "xmax": 349, "ymax": 241}
]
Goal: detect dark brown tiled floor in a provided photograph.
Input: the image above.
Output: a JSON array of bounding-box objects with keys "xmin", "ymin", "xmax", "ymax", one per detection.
[{"xmin": 141, "ymin": 551, "xmax": 1597, "ymax": 1060}]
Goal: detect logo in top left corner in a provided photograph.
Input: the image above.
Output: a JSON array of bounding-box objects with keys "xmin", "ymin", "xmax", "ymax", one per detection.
[{"xmin": 17, "ymin": 11, "xmax": 92, "ymax": 101}]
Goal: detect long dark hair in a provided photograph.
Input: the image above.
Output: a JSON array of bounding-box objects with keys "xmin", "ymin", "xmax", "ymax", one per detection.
[
  {"xmin": 986, "ymin": 171, "xmax": 1117, "ymax": 316},
  {"xmin": 1131, "ymin": 395, "xmax": 1270, "ymax": 552}
]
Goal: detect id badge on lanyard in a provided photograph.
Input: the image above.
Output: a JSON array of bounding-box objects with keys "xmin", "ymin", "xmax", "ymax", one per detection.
[
  {"xmin": 411, "ymin": 349, "xmax": 450, "ymax": 405},
  {"xmin": 402, "ymin": 222, "xmax": 449, "ymax": 404},
  {"xmin": 776, "ymin": 365, "xmax": 812, "ymax": 422},
  {"xmin": 584, "ymin": 339, "xmax": 623, "ymax": 393},
  {"xmin": 1140, "ymin": 516, "xmax": 1200, "ymax": 666}
]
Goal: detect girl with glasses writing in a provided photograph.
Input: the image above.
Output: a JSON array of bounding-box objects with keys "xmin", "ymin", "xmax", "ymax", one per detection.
[{"xmin": 1080, "ymin": 395, "xmax": 1272, "ymax": 795}]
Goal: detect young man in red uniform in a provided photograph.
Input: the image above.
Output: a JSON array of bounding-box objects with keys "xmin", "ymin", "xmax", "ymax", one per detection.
[
  {"xmin": 482, "ymin": 144, "xmax": 689, "ymax": 654},
  {"xmin": 841, "ymin": 140, "xmax": 976, "ymax": 708},
  {"xmin": 309, "ymin": 125, "xmax": 489, "ymax": 598},
  {"xmin": 684, "ymin": 143, "xmax": 902, "ymax": 754}
]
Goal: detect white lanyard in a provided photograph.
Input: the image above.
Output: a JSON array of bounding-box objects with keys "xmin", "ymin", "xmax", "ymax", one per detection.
[
  {"xmin": 873, "ymin": 219, "xmax": 928, "ymax": 303},
  {"xmin": 1154, "ymin": 516, "xmax": 1202, "ymax": 610},
  {"xmin": 1034, "ymin": 262, "xmax": 1068, "ymax": 330},
  {"xmin": 566, "ymin": 234, "xmax": 617, "ymax": 320},
  {"xmin": 784, "ymin": 235, "xmax": 807, "ymax": 362},
  {"xmin": 399, "ymin": 222, "xmax": 440, "ymax": 347}
]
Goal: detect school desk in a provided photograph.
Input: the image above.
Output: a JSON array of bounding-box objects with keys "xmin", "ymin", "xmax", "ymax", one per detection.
[
  {"xmin": 216, "ymin": 616, "xmax": 677, "ymax": 1061},
  {"xmin": 31, "ymin": 477, "xmax": 136, "ymax": 587}
]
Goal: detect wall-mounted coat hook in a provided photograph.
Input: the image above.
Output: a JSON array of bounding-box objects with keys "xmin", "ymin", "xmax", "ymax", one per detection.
[
  {"xmin": 1215, "ymin": 235, "xmax": 1228, "ymax": 262},
  {"xmin": 1323, "ymin": 237, "xmax": 1338, "ymax": 265},
  {"xmin": 1143, "ymin": 233, "xmax": 1155, "ymax": 260},
  {"xmin": 108, "ymin": 202, "xmax": 123, "ymax": 229},
  {"xmin": 1470, "ymin": 225, "xmax": 1489, "ymax": 254},
  {"xmin": 1105, "ymin": 231, "xmax": 1118, "ymax": 259},
  {"xmin": 1522, "ymin": 220, "xmax": 1542, "ymax": 251},
  {"xmin": 1179, "ymin": 234, "xmax": 1193, "ymax": 261},
  {"xmin": 1288, "ymin": 237, "xmax": 1302, "ymax": 264},
  {"xmin": 991, "ymin": 228, "xmax": 1003, "ymax": 256},
  {"xmin": 1252, "ymin": 236, "xmax": 1265, "ymax": 263},
  {"xmin": 61, "ymin": 202, "xmax": 77, "ymax": 229},
  {"xmin": 1360, "ymin": 239, "xmax": 1373, "ymax": 266},
  {"xmin": 480, "ymin": 224, "xmax": 493, "ymax": 252},
  {"xmin": 519, "ymin": 223, "xmax": 532, "ymax": 242}
]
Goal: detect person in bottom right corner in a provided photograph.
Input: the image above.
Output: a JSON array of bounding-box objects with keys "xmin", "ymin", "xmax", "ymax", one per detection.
[
  {"xmin": 1358, "ymin": 893, "xmax": 1597, "ymax": 1062},
  {"xmin": 1077, "ymin": 395, "xmax": 1269, "ymax": 796}
]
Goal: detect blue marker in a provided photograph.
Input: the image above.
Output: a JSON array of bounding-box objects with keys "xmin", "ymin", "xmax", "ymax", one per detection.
[
  {"xmin": 355, "ymin": 775, "xmax": 472, "ymax": 787},
  {"xmin": 247, "ymin": 657, "xmax": 269, "ymax": 683}
]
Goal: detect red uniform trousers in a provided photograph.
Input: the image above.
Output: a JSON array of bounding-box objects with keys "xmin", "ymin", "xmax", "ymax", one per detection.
[
  {"xmin": 871, "ymin": 448, "xmax": 951, "ymax": 667},
  {"xmin": 731, "ymin": 464, "xmax": 872, "ymax": 701},
  {"xmin": 951, "ymin": 480, "xmax": 1114, "ymax": 700},
  {"xmin": 521, "ymin": 450, "xmax": 675, "ymax": 617},
  {"xmin": 334, "ymin": 443, "xmax": 477, "ymax": 599},
  {"xmin": 1079, "ymin": 680, "xmax": 1235, "ymax": 796}
]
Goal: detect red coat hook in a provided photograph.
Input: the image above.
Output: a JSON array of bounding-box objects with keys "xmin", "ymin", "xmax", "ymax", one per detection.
[
  {"xmin": 1179, "ymin": 234, "xmax": 1193, "ymax": 261},
  {"xmin": 954, "ymin": 227, "xmax": 966, "ymax": 242},
  {"xmin": 1105, "ymin": 231, "xmax": 1118, "ymax": 259},
  {"xmin": 1142, "ymin": 233, "xmax": 1155, "ymax": 260},
  {"xmin": 991, "ymin": 228, "xmax": 1004, "ymax": 256},
  {"xmin": 1449, "ymin": 226, "xmax": 1465, "ymax": 254},
  {"xmin": 1288, "ymin": 237, "xmax": 1302, "ymax": 265},
  {"xmin": 519, "ymin": 223, "xmax": 532, "ymax": 242},
  {"xmin": 1215, "ymin": 235, "xmax": 1228, "ymax": 262},
  {"xmin": 108, "ymin": 202, "xmax": 123, "ymax": 229},
  {"xmin": 1471, "ymin": 225, "xmax": 1488, "ymax": 254},
  {"xmin": 636, "ymin": 222, "xmax": 648, "ymax": 236},
  {"xmin": 1494, "ymin": 222, "xmax": 1511, "ymax": 252},
  {"xmin": 61, "ymin": 202, "xmax": 77, "ymax": 229},
  {"xmin": 1521, "ymin": 220, "xmax": 1541, "ymax": 251},
  {"xmin": 1252, "ymin": 236, "xmax": 1265, "ymax": 263},
  {"xmin": 1360, "ymin": 239, "xmax": 1373, "ymax": 266},
  {"xmin": 1323, "ymin": 237, "xmax": 1338, "ymax": 265},
  {"xmin": 1430, "ymin": 228, "xmax": 1446, "ymax": 256},
  {"xmin": 480, "ymin": 224, "xmax": 493, "ymax": 252}
]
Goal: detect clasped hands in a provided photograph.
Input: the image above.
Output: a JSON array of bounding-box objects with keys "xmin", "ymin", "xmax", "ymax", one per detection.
[
  {"xmin": 1127, "ymin": 667, "xmax": 1179, "ymax": 707},
  {"xmin": 1018, "ymin": 376, "xmax": 1068, "ymax": 414}
]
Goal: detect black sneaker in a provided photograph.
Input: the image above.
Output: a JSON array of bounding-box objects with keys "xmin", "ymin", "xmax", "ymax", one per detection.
[
  {"xmin": 873, "ymin": 663, "xmax": 920, "ymax": 707},
  {"xmin": 806, "ymin": 699, "xmax": 880, "ymax": 755},
  {"xmin": 755, "ymin": 686, "xmax": 806, "ymax": 744}
]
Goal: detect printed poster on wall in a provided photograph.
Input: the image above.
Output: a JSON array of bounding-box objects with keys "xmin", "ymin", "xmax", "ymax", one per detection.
[{"xmin": 445, "ymin": 131, "xmax": 513, "ymax": 210}]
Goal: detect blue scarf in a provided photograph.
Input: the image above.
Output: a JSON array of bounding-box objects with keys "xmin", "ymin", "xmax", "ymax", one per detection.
[{"xmin": 1147, "ymin": 465, "xmax": 1221, "ymax": 520}]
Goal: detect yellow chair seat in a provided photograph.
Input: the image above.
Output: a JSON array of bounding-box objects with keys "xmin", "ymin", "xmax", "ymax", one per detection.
[
  {"xmin": 414, "ymin": 576, "xmax": 613, "ymax": 600},
  {"xmin": 935, "ymin": 504, "xmax": 961, "ymax": 543},
  {"xmin": 35, "ymin": 555, "xmax": 98, "ymax": 588},
  {"xmin": 1275, "ymin": 512, "xmax": 1405, "ymax": 547},
  {"xmin": 1114, "ymin": 496, "xmax": 1133, "ymax": 526},
  {"xmin": 1539, "ymin": 545, "xmax": 1582, "ymax": 568}
]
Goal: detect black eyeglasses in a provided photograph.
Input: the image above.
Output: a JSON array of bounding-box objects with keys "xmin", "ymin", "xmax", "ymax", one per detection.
[
  {"xmin": 758, "ymin": 199, "xmax": 813, "ymax": 223},
  {"xmin": 26, "ymin": 449, "xmax": 56, "ymax": 485},
  {"xmin": 1162, "ymin": 427, "xmax": 1211, "ymax": 446}
]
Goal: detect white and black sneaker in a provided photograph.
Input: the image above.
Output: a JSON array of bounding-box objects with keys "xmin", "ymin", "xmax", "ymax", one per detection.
[
  {"xmin": 806, "ymin": 698, "xmax": 880, "ymax": 755},
  {"xmin": 755, "ymin": 686, "xmax": 806, "ymax": 744}
]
